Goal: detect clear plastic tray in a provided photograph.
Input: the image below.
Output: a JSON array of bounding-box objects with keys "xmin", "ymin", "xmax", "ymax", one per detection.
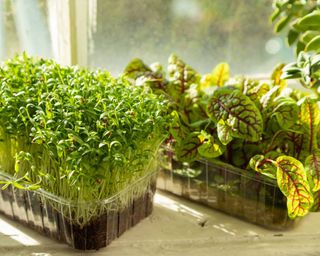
[
  {"xmin": 157, "ymin": 149, "xmax": 296, "ymax": 230},
  {"xmin": 0, "ymin": 171, "xmax": 157, "ymax": 250}
]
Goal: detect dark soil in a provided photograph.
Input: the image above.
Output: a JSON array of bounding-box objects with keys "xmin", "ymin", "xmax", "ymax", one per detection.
[{"xmin": 0, "ymin": 186, "xmax": 155, "ymax": 250}]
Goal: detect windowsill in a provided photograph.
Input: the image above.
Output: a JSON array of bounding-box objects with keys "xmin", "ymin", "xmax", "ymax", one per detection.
[{"xmin": 0, "ymin": 190, "xmax": 319, "ymax": 255}]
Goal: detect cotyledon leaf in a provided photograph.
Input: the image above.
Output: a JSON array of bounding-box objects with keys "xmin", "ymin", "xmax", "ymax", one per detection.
[
  {"xmin": 207, "ymin": 88, "xmax": 263, "ymax": 142},
  {"xmin": 276, "ymin": 156, "xmax": 314, "ymax": 219},
  {"xmin": 305, "ymin": 151, "xmax": 320, "ymax": 192}
]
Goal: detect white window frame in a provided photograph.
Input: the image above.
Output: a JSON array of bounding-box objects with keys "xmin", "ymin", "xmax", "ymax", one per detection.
[{"xmin": 47, "ymin": 0, "xmax": 88, "ymax": 66}]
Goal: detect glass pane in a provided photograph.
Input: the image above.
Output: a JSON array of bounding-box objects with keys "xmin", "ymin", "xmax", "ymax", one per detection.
[
  {"xmin": 88, "ymin": 0, "xmax": 293, "ymax": 76},
  {"xmin": 1, "ymin": 0, "xmax": 52, "ymax": 61}
]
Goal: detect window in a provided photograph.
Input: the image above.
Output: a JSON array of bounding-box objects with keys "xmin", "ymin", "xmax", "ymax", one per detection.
[
  {"xmin": 1, "ymin": 0, "xmax": 52, "ymax": 60},
  {"xmin": 88, "ymin": 0, "xmax": 293, "ymax": 76},
  {"xmin": 1, "ymin": 0, "xmax": 294, "ymax": 76}
]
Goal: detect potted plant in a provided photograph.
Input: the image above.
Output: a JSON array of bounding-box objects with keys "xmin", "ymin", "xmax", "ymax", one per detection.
[
  {"xmin": 0, "ymin": 54, "xmax": 169, "ymax": 250},
  {"xmin": 124, "ymin": 51, "xmax": 320, "ymax": 228}
]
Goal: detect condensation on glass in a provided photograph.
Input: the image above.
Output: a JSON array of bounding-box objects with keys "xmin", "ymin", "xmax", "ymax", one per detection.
[
  {"xmin": 1, "ymin": 0, "xmax": 52, "ymax": 60},
  {"xmin": 88, "ymin": 0, "xmax": 294, "ymax": 76}
]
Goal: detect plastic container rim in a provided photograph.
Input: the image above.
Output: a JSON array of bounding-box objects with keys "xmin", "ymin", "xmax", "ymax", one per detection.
[{"xmin": 0, "ymin": 169, "xmax": 157, "ymax": 207}]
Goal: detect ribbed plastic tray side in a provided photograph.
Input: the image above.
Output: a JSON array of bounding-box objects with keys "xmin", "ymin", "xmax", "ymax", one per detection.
[
  {"xmin": 0, "ymin": 171, "xmax": 157, "ymax": 250},
  {"xmin": 157, "ymin": 150, "xmax": 294, "ymax": 230}
]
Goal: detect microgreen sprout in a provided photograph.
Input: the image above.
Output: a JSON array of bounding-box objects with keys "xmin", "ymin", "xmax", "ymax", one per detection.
[{"xmin": 0, "ymin": 53, "xmax": 169, "ymax": 225}]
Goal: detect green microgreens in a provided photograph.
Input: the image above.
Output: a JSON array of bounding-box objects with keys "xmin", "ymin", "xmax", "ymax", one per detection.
[{"xmin": 0, "ymin": 53, "xmax": 169, "ymax": 225}]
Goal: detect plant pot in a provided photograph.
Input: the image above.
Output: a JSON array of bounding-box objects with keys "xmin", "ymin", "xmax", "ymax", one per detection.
[
  {"xmin": 158, "ymin": 149, "xmax": 295, "ymax": 230},
  {"xmin": 0, "ymin": 171, "xmax": 157, "ymax": 250}
]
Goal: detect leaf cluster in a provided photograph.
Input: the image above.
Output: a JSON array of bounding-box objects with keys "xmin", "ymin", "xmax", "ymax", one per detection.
[
  {"xmin": 271, "ymin": 0, "xmax": 320, "ymax": 55},
  {"xmin": 281, "ymin": 51, "xmax": 320, "ymax": 91},
  {"xmin": 125, "ymin": 54, "xmax": 320, "ymax": 218}
]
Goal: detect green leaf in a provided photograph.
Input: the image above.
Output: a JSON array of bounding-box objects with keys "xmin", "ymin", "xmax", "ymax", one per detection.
[
  {"xmin": 281, "ymin": 63, "xmax": 302, "ymax": 80},
  {"xmin": 298, "ymin": 10, "xmax": 320, "ymax": 31},
  {"xmin": 311, "ymin": 190, "xmax": 320, "ymax": 211},
  {"xmin": 199, "ymin": 74, "xmax": 216, "ymax": 93},
  {"xmin": 305, "ymin": 152, "xmax": 320, "ymax": 192},
  {"xmin": 124, "ymin": 59, "xmax": 167, "ymax": 91},
  {"xmin": 287, "ymin": 29, "xmax": 299, "ymax": 46},
  {"xmin": 249, "ymin": 155, "xmax": 277, "ymax": 179},
  {"xmin": 296, "ymin": 40, "xmax": 306, "ymax": 55},
  {"xmin": 299, "ymin": 97, "xmax": 320, "ymax": 155},
  {"xmin": 265, "ymin": 150, "xmax": 283, "ymax": 160},
  {"xmin": 207, "ymin": 88, "xmax": 263, "ymax": 142},
  {"xmin": 270, "ymin": 8, "xmax": 281, "ymax": 23},
  {"xmin": 271, "ymin": 97, "xmax": 299, "ymax": 130},
  {"xmin": 271, "ymin": 63, "xmax": 286, "ymax": 87},
  {"xmin": 242, "ymin": 79, "xmax": 270, "ymax": 108},
  {"xmin": 216, "ymin": 119, "xmax": 233, "ymax": 145},
  {"xmin": 274, "ymin": 15, "xmax": 292, "ymax": 33},
  {"xmin": 188, "ymin": 103, "xmax": 209, "ymax": 125},
  {"xmin": 301, "ymin": 31, "xmax": 319, "ymax": 44},
  {"xmin": 260, "ymin": 85, "xmax": 282, "ymax": 110},
  {"xmin": 276, "ymin": 156, "xmax": 313, "ymax": 218},
  {"xmin": 211, "ymin": 62, "xmax": 230, "ymax": 87},
  {"xmin": 305, "ymin": 35, "xmax": 320, "ymax": 52},
  {"xmin": 175, "ymin": 132, "xmax": 201, "ymax": 162},
  {"xmin": 197, "ymin": 131, "xmax": 225, "ymax": 159},
  {"xmin": 124, "ymin": 58, "xmax": 152, "ymax": 80},
  {"xmin": 169, "ymin": 111, "xmax": 190, "ymax": 141},
  {"xmin": 266, "ymin": 130, "xmax": 303, "ymax": 158},
  {"xmin": 229, "ymin": 140, "xmax": 261, "ymax": 168},
  {"xmin": 167, "ymin": 54, "xmax": 200, "ymax": 99}
]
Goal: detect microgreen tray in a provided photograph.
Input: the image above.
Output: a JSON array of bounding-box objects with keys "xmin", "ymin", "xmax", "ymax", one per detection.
[
  {"xmin": 157, "ymin": 149, "xmax": 296, "ymax": 230},
  {"xmin": 0, "ymin": 171, "xmax": 156, "ymax": 250}
]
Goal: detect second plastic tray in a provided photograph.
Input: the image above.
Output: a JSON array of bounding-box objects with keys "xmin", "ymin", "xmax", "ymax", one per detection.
[{"xmin": 157, "ymin": 150, "xmax": 295, "ymax": 229}]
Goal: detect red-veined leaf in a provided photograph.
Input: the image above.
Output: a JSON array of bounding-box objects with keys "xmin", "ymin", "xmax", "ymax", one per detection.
[
  {"xmin": 305, "ymin": 152, "xmax": 320, "ymax": 192},
  {"xmin": 211, "ymin": 62, "xmax": 230, "ymax": 87},
  {"xmin": 167, "ymin": 54, "xmax": 200, "ymax": 99},
  {"xmin": 276, "ymin": 156, "xmax": 313, "ymax": 218},
  {"xmin": 175, "ymin": 132, "xmax": 202, "ymax": 162},
  {"xmin": 207, "ymin": 88, "xmax": 263, "ymax": 142}
]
